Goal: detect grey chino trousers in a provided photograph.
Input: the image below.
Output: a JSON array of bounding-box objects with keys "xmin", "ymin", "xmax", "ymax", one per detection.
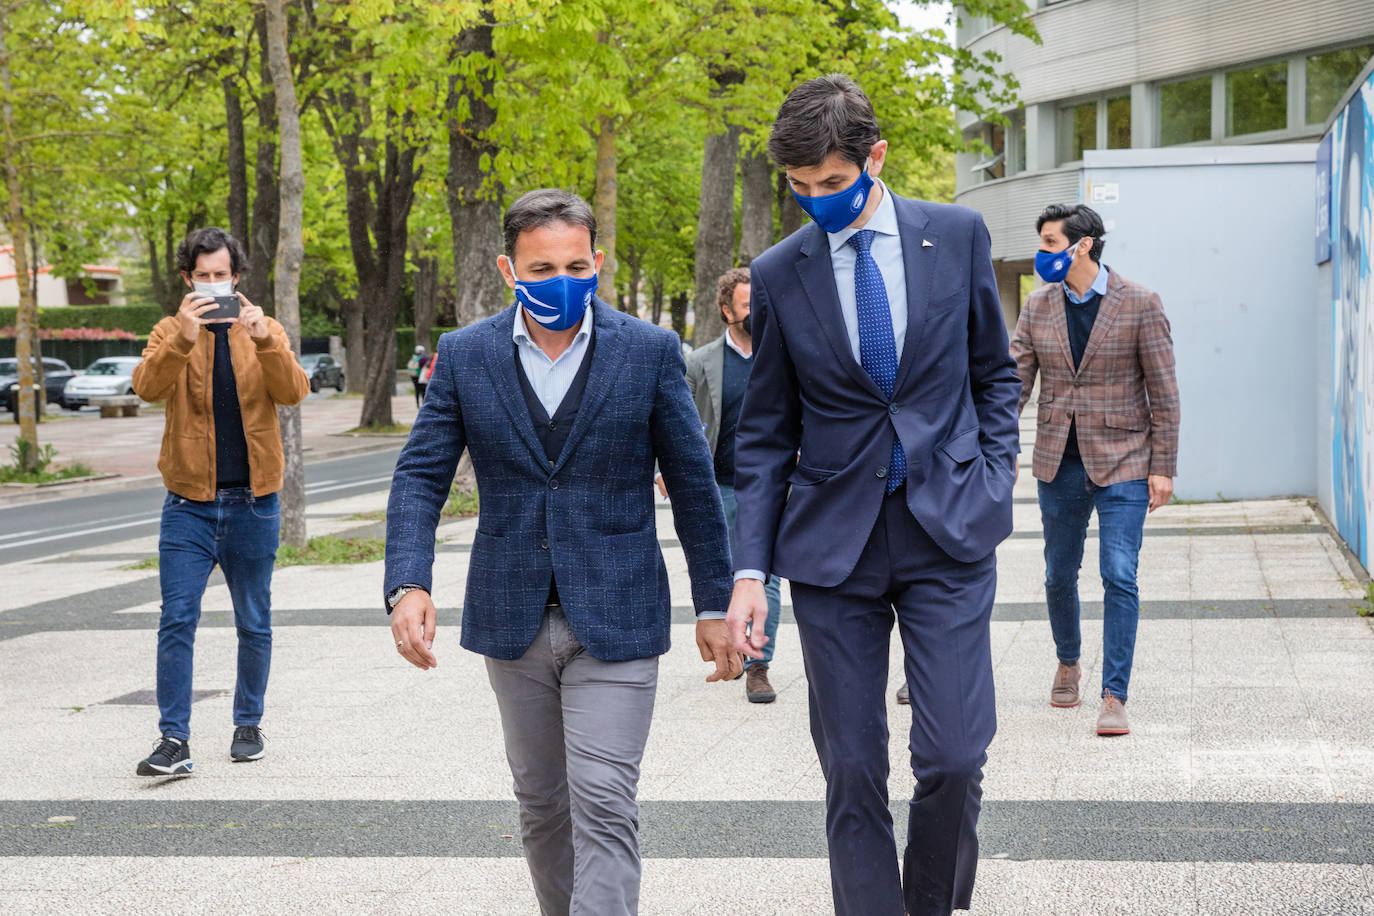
[{"xmin": 485, "ymin": 606, "xmax": 660, "ymax": 916}]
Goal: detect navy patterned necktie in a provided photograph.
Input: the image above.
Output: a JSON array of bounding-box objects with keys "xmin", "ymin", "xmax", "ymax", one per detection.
[{"xmin": 848, "ymin": 229, "xmax": 906, "ymax": 493}]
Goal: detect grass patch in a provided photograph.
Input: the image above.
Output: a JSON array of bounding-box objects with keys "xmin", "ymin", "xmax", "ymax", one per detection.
[
  {"xmin": 276, "ymin": 535, "xmax": 386, "ymax": 566},
  {"xmin": 1361, "ymin": 583, "xmax": 1374, "ymax": 618},
  {"xmin": 443, "ymin": 483, "xmax": 479, "ymax": 518},
  {"xmin": 0, "ymin": 438, "xmax": 94, "ymax": 483},
  {"xmin": 346, "ymin": 422, "xmax": 411, "ymax": 435},
  {"xmin": 120, "ymin": 556, "xmax": 160, "ymax": 570},
  {"xmin": 345, "ymin": 508, "xmax": 386, "ymax": 522}
]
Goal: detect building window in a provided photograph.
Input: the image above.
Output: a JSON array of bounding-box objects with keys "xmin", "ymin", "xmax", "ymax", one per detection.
[
  {"xmin": 1058, "ymin": 100, "xmax": 1096, "ymax": 163},
  {"xmin": 1307, "ymin": 45, "xmax": 1374, "ymax": 125},
  {"xmin": 1107, "ymin": 96, "xmax": 1131, "ymax": 149},
  {"xmin": 969, "ymin": 122, "xmax": 1005, "ymax": 183},
  {"xmin": 1160, "ymin": 76, "xmax": 1212, "ymax": 145},
  {"xmin": 1011, "ymin": 110, "xmax": 1026, "ymax": 174},
  {"xmin": 1225, "ymin": 62, "xmax": 1287, "ymax": 137}
]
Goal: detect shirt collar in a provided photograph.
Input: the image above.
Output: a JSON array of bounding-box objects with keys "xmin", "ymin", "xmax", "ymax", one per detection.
[
  {"xmin": 722, "ymin": 328, "xmax": 752, "ymax": 359},
  {"xmin": 1064, "ymin": 263, "xmax": 1110, "ymax": 305},
  {"xmin": 513, "ymin": 303, "xmax": 594, "ymax": 351},
  {"xmin": 827, "ymin": 179, "xmax": 899, "ymax": 253}
]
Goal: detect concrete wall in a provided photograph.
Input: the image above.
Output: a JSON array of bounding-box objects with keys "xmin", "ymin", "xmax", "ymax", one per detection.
[{"xmin": 1077, "ymin": 146, "xmax": 1319, "ymax": 502}]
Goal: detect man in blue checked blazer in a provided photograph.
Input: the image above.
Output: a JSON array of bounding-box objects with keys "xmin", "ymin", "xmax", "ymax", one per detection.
[
  {"xmin": 727, "ymin": 76, "xmax": 1021, "ymax": 916},
  {"xmin": 384, "ymin": 189, "xmax": 736, "ymax": 916}
]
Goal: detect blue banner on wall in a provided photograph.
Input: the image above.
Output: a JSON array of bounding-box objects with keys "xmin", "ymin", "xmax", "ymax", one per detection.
[{"xmin": 1316, "ymin": 133, "xmax": 1332, "ymax": 265}]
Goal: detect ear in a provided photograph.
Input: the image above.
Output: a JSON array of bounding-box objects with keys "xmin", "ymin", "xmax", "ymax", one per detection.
[
  {"xmin": 867, "ymin": 139, "xmax": 890, "ymax": 179},
  {"xmin": 496, "ymin": 255, "xmax": 517, "ymax": 290},
  {"xmin": 181, "ymin": 272, "xmax": 193, "ymax": 289},
  {"xmin": 593, "ymin": 249, "xmax": 605, "ymax": 273}
]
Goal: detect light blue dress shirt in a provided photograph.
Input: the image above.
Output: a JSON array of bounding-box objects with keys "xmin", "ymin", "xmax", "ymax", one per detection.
[
  {"xmin": 1064, "ymin": 262, "xmax": 1109, "ymax": 304},
  {"xmin": 734, "ymin": 180, "xmax": 909, "ymax": 584},
  {"xmin": 512, "ymin": 304, "xmax": 593, "ymax": 416}
]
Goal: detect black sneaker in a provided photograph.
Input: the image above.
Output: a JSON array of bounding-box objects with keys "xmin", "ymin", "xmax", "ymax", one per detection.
[
  {"xmin": 136, "ymin": 735, "xmax": 192, "ymax": 776},
  {"xmin": 230, "ymin": 726, "xmax": 265, "ymax": 761}
]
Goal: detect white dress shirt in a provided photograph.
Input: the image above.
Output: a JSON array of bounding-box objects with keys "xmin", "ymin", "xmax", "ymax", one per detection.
[
  {"xmin": 512, "ymin": 304, "xmax": 593, "ymax": 416},
  {"xmin": 734, "ymin": 181, "xmax": 909, "ymax": 585},
  {"xmin": 825, "ymin": 179, "xmax": 908, "ymax": 362}
]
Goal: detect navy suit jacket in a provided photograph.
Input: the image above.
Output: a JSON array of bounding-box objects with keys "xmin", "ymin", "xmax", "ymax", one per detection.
[
  {"xmin": 734, "ymin": 194, "xmax": 1021, "ymax": 586},
  {"xmin": 384, "ymin": 300, "xmax": 733, "ymax": 662}
]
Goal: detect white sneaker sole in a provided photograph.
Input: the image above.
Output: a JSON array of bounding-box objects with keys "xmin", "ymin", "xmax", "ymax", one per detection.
[{"xmin": 137, "ymin": 760, "xmax": 192, "ymax": 776}]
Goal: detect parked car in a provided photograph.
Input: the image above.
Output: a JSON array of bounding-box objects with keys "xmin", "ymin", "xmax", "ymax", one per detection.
[
  {"xmin": 298, "ymin": 352, "xmax": 345, "ymax": 393},
  {"xmin": 61, "ymin": 356, "xmax": 143, "ymax": 409},
  {"xmin": 2, "ymin": 357, "xmax": 76, "ymax": 414}
]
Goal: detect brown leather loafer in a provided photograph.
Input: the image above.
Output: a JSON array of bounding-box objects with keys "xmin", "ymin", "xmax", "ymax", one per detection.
[
  {"xmin": 745, "ymin": 665, "xmax": 776, "ymax": 703},
  {"xmin": 1051, "ymin": 662, "xmax": 1082, "ymax": 708},
  {"xmin": 1096, "ymin": 691, "xmax": 1129, "ymax": 736}
]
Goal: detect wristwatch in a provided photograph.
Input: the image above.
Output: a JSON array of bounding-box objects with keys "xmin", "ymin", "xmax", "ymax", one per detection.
[{"xmin": 387, "ymin": 584, "xmax": 427, "ymax": 609}]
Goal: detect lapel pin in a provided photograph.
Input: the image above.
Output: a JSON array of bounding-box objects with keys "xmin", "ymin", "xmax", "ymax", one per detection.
[{"xmin": 922, "ymin": 239, "xmax": 934, "ymax": 248}]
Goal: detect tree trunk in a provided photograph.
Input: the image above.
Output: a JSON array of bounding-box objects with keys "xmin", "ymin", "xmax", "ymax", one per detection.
[
  {"xmin": 691, "ymin": 123, "xmax": 740, "ymax": 347},
  {"xmin": 148, "ymin": 235, "xmax": 173, "ymax": 315},
  {"xmin": 413, "ymin": 254, "xmax": 437, "ymax": 353},
  {"xmin": 243, "ymin": 11, "xmax": 278, "ymax": 314},
  {"xmin": 162, "ymin": 213, "xmax": 180, "ymax": 313},
  {"xmin": 593, "ymin": 115, "xmax": 617, "ymax": 304},
  {"xmin": 738, "ymin": 145, "xmax": 772, "ymax": 265},
  {"xmin": 778, "ymin": 169, "xmax": 804, "ymax": 238},
  {"xmin": 264, "ymin": 0, "xmax": 307, "ymax": 550},
  {"xmin": 343, "ymin": 296, "xmax": 363, "ymax": 394},
  {"xmin": 0, "ymin": 7, "xmax": 38, "ymax": 462},
  {"xmin": 669, "ymin": 290, "xmax": 688, "ymax": 342},
  {"xmin": 224, "ymin": 75, "xmax": 249, "ymax": 244},
  {"xmin": 626, "ymin": 255, "xmax": 641, "ymax": 319},
  {"xmin": 650, "ymin": 277, "xmax": 664, "ymax": 327},
  {"xmin": 447, "ymin": 19, "xmax": 504, "ymax": 329}
]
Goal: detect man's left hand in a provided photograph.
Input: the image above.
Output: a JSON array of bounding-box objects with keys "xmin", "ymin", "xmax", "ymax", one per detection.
[
  {"xmin": 696, "ymin": 618, "xmax": 742, "ymax": 683},
  {"xmin": 1148, "ymin": 474, "xmax": 1173, "ymax": 513},
  {"xmin": 237, "ymin": 294, "xmax": 269, "ymax": 339}
]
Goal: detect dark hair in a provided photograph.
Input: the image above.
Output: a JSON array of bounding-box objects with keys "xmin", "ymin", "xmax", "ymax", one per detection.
[
  {"xmin": 1035, "ymin": 203, "xmax": 1106, "ymax": 262},
  {"xmin": 767, "ymin": 74, "xmax": 880, "ymax": 170},
  {"xmin": 503, "ymin": 189, "xmax": 597, "ymax": 259},
  {"xmin": 716, "ymin": 267, "xmax": 751, "ymax": 319},
  {"xmin": 176, "ymin": 226, "xmax": 247, "ymax": 276}
]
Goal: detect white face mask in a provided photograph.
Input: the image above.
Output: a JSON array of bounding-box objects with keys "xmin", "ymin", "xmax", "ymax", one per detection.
[{"xmin": 193, "ymin": 279, "xmax": 234, "ymax": 297}]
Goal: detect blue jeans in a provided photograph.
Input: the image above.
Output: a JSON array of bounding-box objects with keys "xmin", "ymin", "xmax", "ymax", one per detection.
[
  {"xmin": 1038, "ymin": 455, "xmax": 1148, "ymax": 703},
  {"xmin": 156, "ymin": 488, "xmax": 279, "ymax": 740},
  {"xmin": 719, "ymin": 484, "xmax": 782, "ymax": 668}
]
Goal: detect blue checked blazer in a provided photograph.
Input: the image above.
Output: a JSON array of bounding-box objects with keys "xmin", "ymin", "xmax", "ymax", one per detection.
[{"xmin": 384, "ymin": 300, "xmax": 733, "ymax": 662}]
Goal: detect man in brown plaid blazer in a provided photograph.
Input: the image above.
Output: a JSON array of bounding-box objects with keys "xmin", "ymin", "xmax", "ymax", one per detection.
[{"xmin": 1010, "ymin": 203, "xmax": 1180, "ymax": 736}]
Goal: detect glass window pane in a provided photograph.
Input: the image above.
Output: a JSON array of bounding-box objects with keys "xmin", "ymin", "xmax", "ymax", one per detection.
[
  {"xmin": 1107, "ymin": 96, "xmax": 1131, "ymax": 148},
  {"xmin": 1226, "ymin": 62, "xmax": 1287, "ymax": 136},
  {"xmin": 1012, "ymin": 111, "xmax": 1026, "ymax": 174},
  {"xmin": 1307, "ymin": 45, "xmax": 1374, "ymax": 125},
  {"xmin": 1058, "ymin": 101, "xmax": 1096, "ymax": 163},
  {"xmin": 989, "ymin": 123, "xmax": 1005, "ymax": 179},
  {"xmin": 1160, "ymin": 77, "xmax": 1211, "ymax": 145}
]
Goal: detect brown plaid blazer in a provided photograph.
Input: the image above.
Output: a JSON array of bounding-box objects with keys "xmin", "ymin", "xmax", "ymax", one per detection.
[{"xmin": 1010, "ymin": 268, "xmax": 1180, "ymax": 486}]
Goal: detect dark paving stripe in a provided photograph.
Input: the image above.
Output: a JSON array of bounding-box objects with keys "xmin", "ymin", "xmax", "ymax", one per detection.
[
  {"xmin": 2, "ymin": 598, "xmax": 1367, "ymax": 642},
  {"xmin": 1, "ymin": 800, "xmax": 1368, "ymax": 863},
  {"xmin": 1007, "ymin": 525, "xmax": 1327, "ymax": 540}
]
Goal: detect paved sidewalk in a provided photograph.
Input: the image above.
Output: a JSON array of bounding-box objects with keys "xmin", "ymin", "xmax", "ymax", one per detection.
[{"xmin": 1, "ymin": 416, "xmax": 1372, "ymax": 914}]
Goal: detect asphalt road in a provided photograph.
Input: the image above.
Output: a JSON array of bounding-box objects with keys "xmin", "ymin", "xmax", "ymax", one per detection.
[{"xmin": 0, "ymin": 446, "xmax": 401, "ymax": 564}]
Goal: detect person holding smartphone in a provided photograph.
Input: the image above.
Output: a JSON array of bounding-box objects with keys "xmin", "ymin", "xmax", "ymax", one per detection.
[{"xmin": 130, "ymin": 226, "xmax": 311, "ymax": 776}]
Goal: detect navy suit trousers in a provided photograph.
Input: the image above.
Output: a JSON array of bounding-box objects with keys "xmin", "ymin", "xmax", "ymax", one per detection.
[{"xmin": 790, "ymin": 488, "xmax": 997, "ymax": 916}]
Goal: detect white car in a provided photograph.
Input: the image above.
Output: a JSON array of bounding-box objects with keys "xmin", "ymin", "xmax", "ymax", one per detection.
[{"xmin": 62, "ymin": 356, "xmax": 143, "ymax": 409}]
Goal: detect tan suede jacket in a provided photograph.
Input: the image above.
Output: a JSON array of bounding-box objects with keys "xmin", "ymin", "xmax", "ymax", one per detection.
[{"xmin": 132, "ymin": 316, "xmax": 311, "ymax": 501}]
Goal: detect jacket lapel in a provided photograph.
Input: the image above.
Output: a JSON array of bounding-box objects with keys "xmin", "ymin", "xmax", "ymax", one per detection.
[
  {"xmin": 553, "ymin": 300, "xmax": 625, "ymax": 472},
  {"xmin": 707, "ymin": 335, "xmax": 724, "ymax": 432},
  {"xmin": 794, "ymin": 224, "xmax": 885, "ymax": 400},
  {"xmin": 1048, "ymin": 283, "xmax": 1075, "ymax": 372},
  {"xmin": 892, "ymin": 194, "xmax": 935, "ymax": 394},
  {"xmin": 1076, "ymin": 269, "xmax": 1126, "ymax": 374},
  {"xmin": 484, "ymin": 306, "xmax": 548, "ymax": 468}
]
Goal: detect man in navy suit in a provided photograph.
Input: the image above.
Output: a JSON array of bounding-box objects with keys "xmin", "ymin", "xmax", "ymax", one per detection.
[
  {"xmin": 384, "ymin": 189, "xmax": 737, "ymax": 916},
  {"xmin": 728, "ymin": 76, "xmax": 1021, "ymax": 916}
]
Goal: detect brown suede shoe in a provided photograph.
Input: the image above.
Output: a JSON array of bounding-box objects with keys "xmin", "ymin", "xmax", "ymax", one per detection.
[
  {"xmin": 745, "ymin": 665, "xmax": 776, "ymax": 703},
  {"xmin": 1050, "ymin": 662, "xmax": 1082, "ymax": 708},
  {"xmin": 895, "ymin": 682, "xmax": 909, "ymax": 705},
  {"xmin": 1096, "ymin": 691, "xmax": 1129, "ymax": 736}
]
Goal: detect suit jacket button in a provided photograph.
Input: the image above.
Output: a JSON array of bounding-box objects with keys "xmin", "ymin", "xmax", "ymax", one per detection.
[
  {"xmin": 540, "ymin": 538, "xmax": 549, "ymax": 550},
  {"xmin": 889, "ymin": 403, "xmax": 900, "ymax": 415},
  {"xmin": 549, "ymin": 478, "xmax": 559, "ymax": 490},
  {"xmin": 876, "ymin": 467, "xmax": 887, "ymax": 479}
]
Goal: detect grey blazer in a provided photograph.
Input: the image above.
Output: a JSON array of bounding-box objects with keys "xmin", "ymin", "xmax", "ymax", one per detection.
[{"xmin": 684, "ymin": 333, "xmax": 727, "ymax": 455}]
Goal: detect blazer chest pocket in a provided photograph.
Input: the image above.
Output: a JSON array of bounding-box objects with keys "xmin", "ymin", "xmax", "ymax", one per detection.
[{"xmin": 926, "ymin": 285, "xmax": 969, "ymax": 317}]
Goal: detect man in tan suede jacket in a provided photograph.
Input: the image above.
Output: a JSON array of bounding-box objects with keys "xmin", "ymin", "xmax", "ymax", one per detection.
[{"xmin": 130, "ymin": 226, "xmax": 310, "ymax": 777}]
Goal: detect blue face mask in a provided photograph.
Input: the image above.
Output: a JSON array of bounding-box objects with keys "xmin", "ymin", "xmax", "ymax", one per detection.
[
  {"xmin": 791, "ymin": 166, "xmax": 875, "ymax": 233},
  {"xmin": 1034, "ymin": 240, "xmax": 1081, "ymax": 284},
  {"xmin": 514, "ymin": 272, "xmax": 597, "ymax": 332}
]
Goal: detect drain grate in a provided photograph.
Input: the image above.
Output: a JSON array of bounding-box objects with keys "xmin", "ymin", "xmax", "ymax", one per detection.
[{"xmin": 100, "ymin": 689, "xmax": 227, "ymax": 706}]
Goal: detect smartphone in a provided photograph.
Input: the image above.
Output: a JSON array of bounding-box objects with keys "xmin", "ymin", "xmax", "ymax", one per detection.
[{"xmin": 202, "ymin": 296, "xmax": 241, "ymax": 321}]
